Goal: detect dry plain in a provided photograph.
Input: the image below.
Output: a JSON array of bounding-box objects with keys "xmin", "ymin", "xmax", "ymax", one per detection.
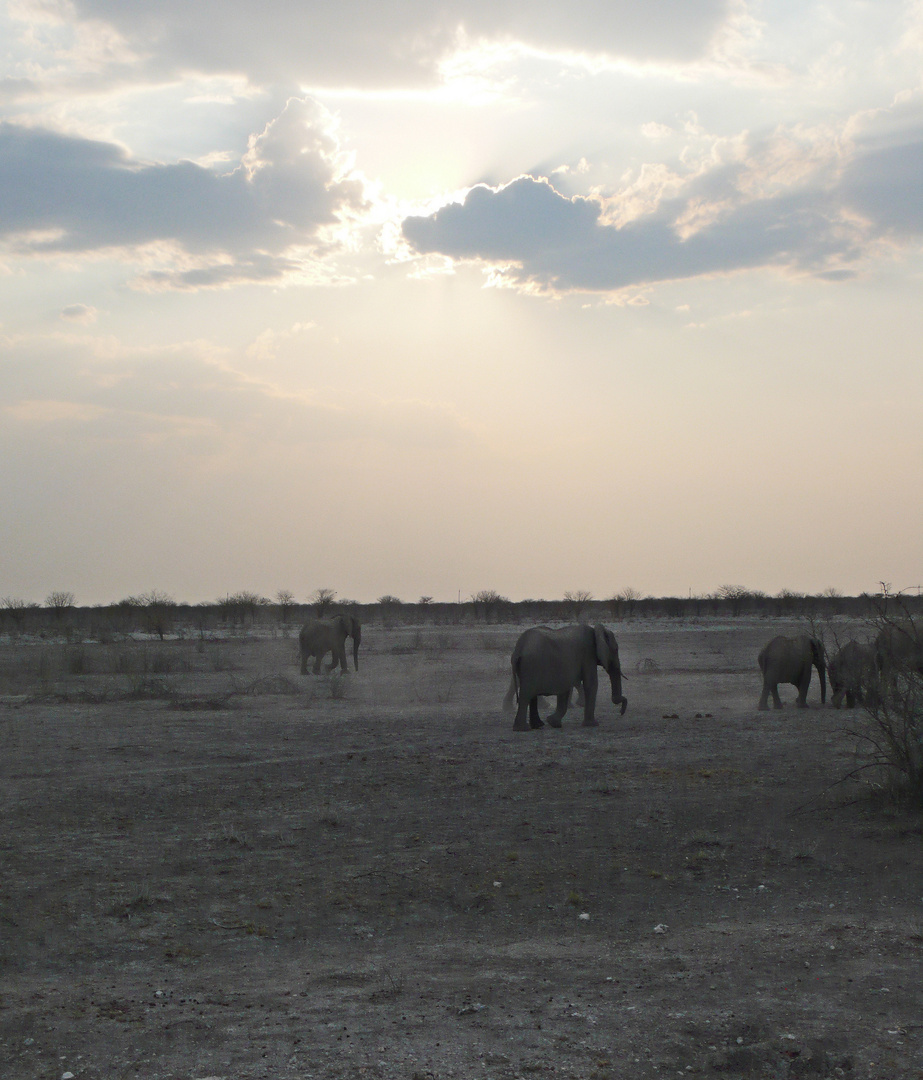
[{"xmin": 0, "ymin": 617, "xmax": 921, "ymax": 1080}]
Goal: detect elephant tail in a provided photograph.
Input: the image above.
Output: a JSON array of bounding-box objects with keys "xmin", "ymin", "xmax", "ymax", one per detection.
[{"xmin": 502, "ymin": 665, "xmax": 520, "ymax": 713}]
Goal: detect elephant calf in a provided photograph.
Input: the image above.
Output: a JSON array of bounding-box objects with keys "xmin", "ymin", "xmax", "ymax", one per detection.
[
  {"xmin": 299, "ymin": 614, "xmax": 361, "ymax": 675},
  {"xmin": 503, "ymin": 623, "xmax": 627, "ymax": 731},
  {"xmin": 829, "ymin": 640, "xmax": 878, "ymax": 709},
  {"xmin": 757, "ymin": 634, "xmax": 826, "ymax": 710}
]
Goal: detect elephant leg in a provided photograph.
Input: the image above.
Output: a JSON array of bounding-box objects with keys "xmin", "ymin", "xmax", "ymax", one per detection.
[
  {"xmin": 845, "ymin": 689, "xmax": 856, "ymax": 708},
  {"xmin": 513, "ymin": 697, "xmax": 533, "ymax": 731},
  {"xmin": 528, "ymin": 698, "xmax": 544, "ymax": 729},
  {"xmin": 312, "ymin": 652, "xmax": 324, "ymax": 675},
  {"xmin": 582, "ymin": 684, "xmax": 598, "ymax": 726},
  {"xmin": 546, "ymin": 692, "xmax": 570, "ymax": 728},
  {"xmin": 574, "ymin": 682, "xmax": 585, "ymax": 707},
  {"xmin": 759, "ymin": 680, "xmax": 782, "ymax": 709},
  {"xmin": 796, "ymin": 672, "xmax": 811, "ymax": 707},
  {"xmin": 300, "ymin": 653, "xmax": 308, "ymax": 676}
]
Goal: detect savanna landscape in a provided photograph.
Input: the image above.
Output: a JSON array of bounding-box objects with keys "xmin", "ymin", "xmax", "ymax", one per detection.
[{"xmin": 1, "ymin": 609, "xmax": 921, "ymax": 1080}]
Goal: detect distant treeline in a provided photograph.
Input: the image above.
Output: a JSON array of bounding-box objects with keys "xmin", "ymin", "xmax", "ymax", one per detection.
[{"xmin": 2, "ymin": 589, "xmax": 920, "ymax": 640}]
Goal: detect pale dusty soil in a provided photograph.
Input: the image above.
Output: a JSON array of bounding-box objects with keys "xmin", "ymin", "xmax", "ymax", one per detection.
[{"xmin": 0, "ymin": 618, "xmax": 921, "ymax": 1080}]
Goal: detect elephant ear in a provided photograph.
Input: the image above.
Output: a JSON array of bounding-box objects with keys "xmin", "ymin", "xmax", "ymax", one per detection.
[{"xmin": 593, "ymin": 625, "xmax": 613, "ymax": 669}]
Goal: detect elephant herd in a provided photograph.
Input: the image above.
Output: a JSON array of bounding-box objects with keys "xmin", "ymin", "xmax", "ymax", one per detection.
[
  {"xmin": 758, "ymin": 627, "xmax": 923, "ymax": 715},
  {"xmin": 298, "ymin": 615, "xmax": 922, "ymax": 731}
]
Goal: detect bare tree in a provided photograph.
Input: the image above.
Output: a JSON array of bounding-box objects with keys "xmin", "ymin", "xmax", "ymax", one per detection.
[
  {"xmin": 563, "ymin": 590, "xmax": 593, "ymax": 621},
  {"xmin": 135, "ymin": 590, "xmax": 176, "ymax": 640},
  {"xmin": 715, "ymin": 584, "xmax": 752, "ymax": 616},
  {"xmin": 614, "ymin": 587, "xmax": 641, "ymax": 618},
  {"xmin": 45, "ymin": 591, "xmax": 75, "ymax": 619},
  {"xmin": 220, "ymin": 591, "xmax": 267, "ymax": 626},
  {"xmin": 2, "ymin": 597, "xmax": 28, "ymax": 637},
  {"xmin": 275, "ymin": 589, "xmax": 297, "ymax": 623},
  {"xmin": 310, "ymin": 588, "xmax": 338, "ymax": 617},
  {"xmin": 470, "ymin": 590, "xmax": 510, "ymax": 623}
]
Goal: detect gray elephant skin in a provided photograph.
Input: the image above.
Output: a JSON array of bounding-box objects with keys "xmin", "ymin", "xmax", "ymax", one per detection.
[
  {"xmin": 829, "ymin": 640, "xmax": 878, "ymax": 709},
  {"xmin": 299, "ymin": 614, "xmax": 361, "ymax": 675},
  {"xmin": 757, "ymin": 634, "xmax": 826, "ymax": 710},
  {"xmin": 503, "ymin": 624, "xmax": 627, "ymax": 731},
  {"xmin": 875, "ymin": 623, "xmax": 923, "ymax": 680}
]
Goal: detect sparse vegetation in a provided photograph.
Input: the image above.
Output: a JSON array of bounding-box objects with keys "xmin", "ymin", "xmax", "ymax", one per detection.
[
  {"xmin": 1, "ymin": 590, "xmax": 921, "ymax": 641},
  {"xmin": 849, "ymin": 599, "xmax": 923, "ymax": 804}
]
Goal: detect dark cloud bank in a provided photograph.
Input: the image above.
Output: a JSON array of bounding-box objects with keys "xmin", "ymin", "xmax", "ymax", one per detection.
[
  {"xmin": 0, "ymin": 100, "xmax": 364, "ymax": 287},
  {"xmin": 402, "ymin": 131, "xmax": 923, "ymax": 292}
]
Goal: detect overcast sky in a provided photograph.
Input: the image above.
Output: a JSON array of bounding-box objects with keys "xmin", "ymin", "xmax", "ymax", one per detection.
[{"xmin": 1, "ymin": 0, "xmax": 921, "ymax": 605}]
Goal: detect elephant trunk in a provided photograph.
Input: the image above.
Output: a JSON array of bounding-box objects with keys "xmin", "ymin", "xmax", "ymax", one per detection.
[
  {"xmin": 608, "ymin": 666, "xmax": 627, "ymax": 715},
  {"xmin": 811, "ymin": 639, "xmax": 826, "ymax": 704},
  {"xmin": 352, "ymin": 626, "xmax": 361, "ymax": 671}
]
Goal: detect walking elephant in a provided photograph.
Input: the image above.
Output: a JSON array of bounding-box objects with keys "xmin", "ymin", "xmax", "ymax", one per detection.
[
  {"xmin": 503, "ymin": 624, "xmax": 627, "ymax": 731},
  {"xmin": 757, "ymin": 634, "xmax": 826, "ymax": 710},
  {"xmin": 829, "ymin": 640, "xmax": 878, "ymax": 709},
  {"xmin": 299, "ymin": 614, "xmax": 361, "ymax": 675}
]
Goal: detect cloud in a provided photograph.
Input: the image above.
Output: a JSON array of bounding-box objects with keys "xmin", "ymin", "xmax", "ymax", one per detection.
[
  {"xmin": 60, "ymin": 303, "xmax": 97, "ymax": 324},
  {"xmin": 401, "ymin": 110, "xmax": 923, "ymax": 294},
  {"xmin": 0, "ymin": 98, "xmax": 366, "ymax": 285},
  {"xmin": 45, "ymin": 1, "xmax": 732, "ymax": 89}
]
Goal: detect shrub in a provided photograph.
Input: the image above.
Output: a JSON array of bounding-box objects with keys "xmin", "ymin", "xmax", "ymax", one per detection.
[
  {"xmin": 846, "ymin": 602, "xmax": 923, "ymax": 805},
  {"xmin": 65, "ymin": 646, "xmax": 91, "ymax": 675},
  {"xmin": 326, "ymin": 671, "xmax": 348, "ymax": 700}
]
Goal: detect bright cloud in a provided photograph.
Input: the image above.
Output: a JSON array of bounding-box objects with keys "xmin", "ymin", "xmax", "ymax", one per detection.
[{"xmin": 14, "ymin": 1, "xmax": 733, "ymax": 91}]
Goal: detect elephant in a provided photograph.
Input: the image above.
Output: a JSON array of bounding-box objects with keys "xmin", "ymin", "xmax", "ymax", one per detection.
[
  {"xmin": 299, "ymin": 614, "xmax": 361, "ymax": 675},
  {"xmin": 503, "ymin": 624, "xmax": 627, "ymax": 731},
  {"xmin": 757, "ymin": 634, "xmax": 826, "ymax": 710},
  {"xmin": 875, "ymin": 623, "xmax": 923, "ymax": 680},
  {"xmin": 828, "ymin": 640, "xmax": 878, "ymax": 709}
]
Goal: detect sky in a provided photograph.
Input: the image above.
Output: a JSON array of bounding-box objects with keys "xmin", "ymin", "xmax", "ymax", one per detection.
[{"xmin": 0, "ymin": 0, "xmax": 921, "ymax": 606}]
